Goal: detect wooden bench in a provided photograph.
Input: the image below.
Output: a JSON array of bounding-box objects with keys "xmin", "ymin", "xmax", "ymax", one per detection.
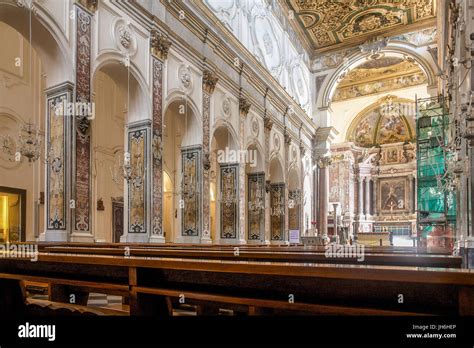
[
  {"xmin": 0, "ymin": 252, "xmax": 472, "ymax": 316},
  {"xmin": 40, "ymin": 245, "xmax": 462, "ymax": 268}
]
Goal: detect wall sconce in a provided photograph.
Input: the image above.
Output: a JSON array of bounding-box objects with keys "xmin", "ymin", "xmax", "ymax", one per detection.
[
  {"xmin": 265, "ymin": 180, "xmax": 271, "ymax": 193},
  {"xmin": 97, "ymin": 198, "xmax": 105, "ymax": 211}
]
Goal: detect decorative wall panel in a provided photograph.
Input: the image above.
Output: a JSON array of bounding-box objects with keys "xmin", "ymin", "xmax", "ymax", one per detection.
[
  {"xmin": 270, "ymin": 183, "xmax": 285, "ymax": 241},
  {"xmin": 46, "ymin": 88, "xmax": 71, "ymax": 230},
  {"xmin": 288, "ymin": 190, "xmax": 300, "ymax": 231},
  {"xmin": 220, "ymin": 164, "xmax": 238, "ymax": 239},
  {"xmin": 74, "ymin": 5, "xmax": 92, "ymax": 232},
  {"xmin": 181, "ymin": 146, "xmax": 202, "ymax": 237},
  {"xmin": 128, "ymin": 128, "xmax": 147, "ymax": 233},
  {"xmin": 248, "ymin": 173, "xmax": 265, "ymax": 241},
  {"xmin": 152, "ymin": 57, "xmax": 164, "ymax": 236}
]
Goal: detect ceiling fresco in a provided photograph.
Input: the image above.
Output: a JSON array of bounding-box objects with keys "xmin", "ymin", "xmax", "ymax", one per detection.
[
  {"xmin": 286, "ymin": 0, "xmax": 436, "ymax": 53},
  {"xmin": 333, "ymin": 57, "xmax": 426, "ymax": 101},
  {"xmin": 347, "ymin": 96, "xmax": 415, "ymax": 147}
]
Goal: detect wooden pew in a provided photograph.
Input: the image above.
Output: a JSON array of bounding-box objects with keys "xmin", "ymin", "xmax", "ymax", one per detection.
[
  {"xmin": 40, "ymin": 245, "xmax": 462, "ymax": 268},
  {"xmin": 35, "ymin": 241, "xmax": 452, "ymax": 255},
  {"xmin": 0, "ymin": 252, "xmax": 472, "ymax": 316}
]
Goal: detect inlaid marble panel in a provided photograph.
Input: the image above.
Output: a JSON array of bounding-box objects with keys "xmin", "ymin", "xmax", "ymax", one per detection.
[
  {"xmin": 220, "ymin": 164, "xmax": 238, "ymax": 239},
  {"xmin": 181, "ymin": 146, "xmax": 202, "ymax": 237},
  {"xmin": 247, "ymin": 173, "xmax": 265, "ymax": 240}
]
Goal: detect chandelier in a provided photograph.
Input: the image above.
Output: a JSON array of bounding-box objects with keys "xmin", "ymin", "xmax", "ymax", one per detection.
[
  {"xmin": 0, "ymin": 124, "xmax": 65, "ymax": 166},
  {"xmin": 111, "ymin": 151, "xmax": 145, "ymax": 189},
  {"xmin": 17, "ymin": 123, "xmax": 42, "ymax": 163}
]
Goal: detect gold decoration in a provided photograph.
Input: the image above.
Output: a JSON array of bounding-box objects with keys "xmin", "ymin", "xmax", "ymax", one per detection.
[
  {"xmin": 202, "ymin": 70, "xmax": 218, "ymax": 94},
  {"xmin": 334, "ymin": 59, "xmax": 427, "ymax": 101},
  {"xmin": 287, "ymin": 0, "xmax": 435, "ymax": 52},
  {"xmin": 76, "ymin": 0, "xmax": 97, "ymax": 12},
  {"xmin": 150, "ymin": 29, "xmax": 171, "ymax": 60},
  {"xmin": 239, "ymin": 97, "xmax": 251, "ymax": 117}
]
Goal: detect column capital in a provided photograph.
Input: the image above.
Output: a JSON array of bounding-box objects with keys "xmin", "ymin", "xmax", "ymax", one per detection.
[
  {"xmin": 150, "ymin": 29, "xmax": 172, "ymax": 61},
  {"xmin": 317, "ymin": 155, "xmax": 332, "ymax": 169},
  {"xmin": 239, "ymin": 97, "xmax": 251, "ymax": 117},
  {"xmin": 76, "ymin": 0, "xmax": 97, "ymax": 12},
  {"xmin": 203, "ymin": 70, "xmax": 218, "ymax": 94},
  {"xmin": 264, "ymin": 113, "xmax": 273, "ymax": 132}
]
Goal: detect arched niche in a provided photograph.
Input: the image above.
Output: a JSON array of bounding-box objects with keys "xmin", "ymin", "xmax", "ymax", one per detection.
[
  {"xmin": 318, "ymin": 44, "xmax": 436, "ymax": 110},
  {"xmin": 163, "ymin": 97, "xmax": 202, "ymax": 243},
  {"xmin": 210, "ymin": 124, "xmax": 239, "ymax": 243},
  {"xmin": 0, "ymin": 2, "xmax": 72, "ymax": 87}
]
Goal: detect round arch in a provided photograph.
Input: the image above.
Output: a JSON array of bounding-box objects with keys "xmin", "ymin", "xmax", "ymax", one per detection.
[
  {"xmin": 92, "ymin": 54, "xmax": 151, "ymax": 123},
  {"xmin": 164, "ymin": 91, "xmax": 202, "ymax": 124},
  {"xmin": 319, "ymin": 43, "xmax": 437, "ymax": 109},
  {"xmin": 269, "ymin": 155, "xmax": 285, "ymax": 183},
  {"xmin": 0, "ymin": 2, "xmax": 73, "ymax": 87}
]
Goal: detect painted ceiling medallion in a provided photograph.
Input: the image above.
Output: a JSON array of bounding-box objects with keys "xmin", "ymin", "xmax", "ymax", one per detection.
[
  {"xmin": 113, "ymin": 19, "xmax": 137, "ymax": 56},
  {"xmin": 286, "ymin": 0, "xmax": 436, "ymax": 52},
  {"xmin": 178, "ymin": 65, "xmax": 193, "ymax": 91}
]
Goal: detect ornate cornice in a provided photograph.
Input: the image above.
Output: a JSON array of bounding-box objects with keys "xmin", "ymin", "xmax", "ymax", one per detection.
[
  {"xmin": 239, "ymin": 97, "xmax": 251, "ymax": 117},
  {"xmin": 202, "ymin": 70, "xmax": 218, "ymax": 95},
  {"xmin": 150, "ymin": 29, "xmax": 171, "ymax": 60}
]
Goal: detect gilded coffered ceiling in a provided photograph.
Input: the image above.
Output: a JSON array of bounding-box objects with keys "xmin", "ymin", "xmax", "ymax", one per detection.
[{"xmin": 285, "ymin": 0, "xmax": 436, "ymax": 53}]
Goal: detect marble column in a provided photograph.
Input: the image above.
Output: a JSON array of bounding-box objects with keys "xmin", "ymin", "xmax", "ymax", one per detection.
[
  {"xmin": 263, "ymin": 114, "xmax": 273, "ymax": 244},
  {"xmin": 365, "ymin": 177, "xmax": 371, "ymax": 218},
  {"xmin": 284, "ymin": 130, "xmax": 291, "ymax": 242},
  {"xmin": 149, "ymin": 30, "xmax": 171, "ymax": 243},
  {"xmin": 358, "ymin": 177, "xmax": 364, "ymax": 222},
  {"xmin": 353, "ymin": 175, "xmax": 360, "ymax": 236},
  {"xmin": 318, "ymin": 157, "xmax": 331, "ymax": 236},
  {"xmin": 201, "ymin": 70, "xmax": 218, "ymax": 244},
  {"xmin": 71, "ymin": 1, "xmax": 96, "ymax": 242},
  {"xmin": 372, "ymin": 178, "xmax": 377, "ymax": 216},
  {"xmin": 238, "ymin": 97, "xmax": 251, "ymax": 244},
  {"xmin": 313, "ymin": 127, "xmax": 338, "ymax": 236}
]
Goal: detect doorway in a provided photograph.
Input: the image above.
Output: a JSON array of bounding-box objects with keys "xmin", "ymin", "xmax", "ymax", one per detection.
[{"xmin": 0, "ymin": 187, "xmax": 26, "ymax": 242}]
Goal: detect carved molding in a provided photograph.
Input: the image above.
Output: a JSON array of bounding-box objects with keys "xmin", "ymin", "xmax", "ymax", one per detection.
[
  {"xmin": 150, "ymin": 29, "xmax": 171, "ymax": 60},
  {"xmin": 202, "ymin": 70, "xmax": 218, "ymax": 94},
  {"xmin": 239, "ymin": 97, "xmax": 251, "ymax": 117}
]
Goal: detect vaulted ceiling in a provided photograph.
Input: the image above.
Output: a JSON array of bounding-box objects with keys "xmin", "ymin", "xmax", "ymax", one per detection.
[{"xmin": 285, "ymin": 0, "xmax": 436, "ymax": 54}]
